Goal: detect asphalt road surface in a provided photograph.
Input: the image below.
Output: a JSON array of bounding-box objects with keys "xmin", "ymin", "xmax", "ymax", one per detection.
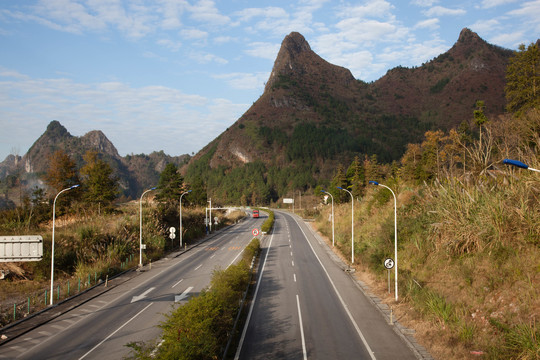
[
  {"xmin": 235, "ymin": 210, "xmax": 418, "ymax": 360},
  {"xmin": 0, "ymin": 214, "xmax": 263, "ymax": 360}
]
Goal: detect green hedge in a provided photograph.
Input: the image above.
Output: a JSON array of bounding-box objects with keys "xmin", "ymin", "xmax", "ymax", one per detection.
[
  {"xmin": 128, "ymin": 238, "xmax": 260, "ymax": 360},
  {"xmin": 260, "ymin": 209, "xmax": 274, "ymax": 233}
]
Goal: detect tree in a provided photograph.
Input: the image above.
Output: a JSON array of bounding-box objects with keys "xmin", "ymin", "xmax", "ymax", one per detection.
[
  {"xmin": 156, "ymin": 163, "xmax": 185, "ymax": 205},
  {"xmin": 44, "ymin": 150, "xmax": 80, "ymax": 195},
  {"xmin": 330, "ymin": 164, "xmax": 348, "ymax": 202},
  {"xmin": 346, "ymin": 156, "xmax": 364, "ymax": 198},
  {"xmin": 505, "ymin": 42, "xmax": 540, "ymax": 115},
  {"xmin": 80, "ymin": 151, "xmax": 118, "ymax": 212},
  {"xmin": 363, "ymin": 154, "xmax": 381, "ymax": 184}
]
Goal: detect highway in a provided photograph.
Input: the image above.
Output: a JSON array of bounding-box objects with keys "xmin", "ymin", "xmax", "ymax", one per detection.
[
  {"xmin": 0, "ymin": 214, "xmax": 263, "ymax": 360},
  {"xmin": 235, "ymin": 210, "xmax": 418, "ymax": 360}
]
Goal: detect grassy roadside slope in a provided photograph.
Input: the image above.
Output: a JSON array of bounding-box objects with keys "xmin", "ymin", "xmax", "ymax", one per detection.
[{"xmin": 314, "ymin": 172, "xmax": 539, "ymax": 359}]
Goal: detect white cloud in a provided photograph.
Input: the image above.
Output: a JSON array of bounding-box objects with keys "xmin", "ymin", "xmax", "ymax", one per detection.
[
  {"xmin": 335, "ymin": 0, "xmax": 395, "ymax": 19},
  {"xmin": 410, "ymin": 0, "xmax": 439, "ymax": 6},
  {"xmin": 424, "ymin": 6, "xmax": 466, "ymax": 17},
  {"xmin": 180, "ymin": 28, "xmax": 208, "ymax": 40},
  {"xmin": 213, "ymin": 72, "xmax": 269, "ymax": 90},
  {"xmin": 414, "ymin": 18, "xmax": 439, "ymax": 29},
  {"xmin": 157, "ymin": 0, "xmax": 187, "ymax": 29},
  {"xmin": 187, "ymin": 0, "xmax": 230, "ymax": 26},
  {"xmin": 469, "ymin": 19, "xmax": 500, "ymax": 34},
  {"xmin": 188, "ymin": 51, "xmax": 228, "ymax": 64},
  {"xmin": 490, "ymin": 31, "xmax": 527, "ymax": 47},
  {"xmin": 0, "ymin": 69, "xmax": 245, "ymax": 157},
  {"xmin": 234, "ymin": 7, "xmax": 288, "ymax": 22},
  {"xmin": 157, "ymin": 39, "xmax": 182, "ymax": 52},
  {"xmin": 213, "ymin": 35, "xmax": 234, "ymax": 44},
  {"xmin": 480, "ymin": 0, "xmax": 519, "ymax": 9},
  {"xmin": 244, "ymin": 42, "xmax": 281, "ymax": 60}
]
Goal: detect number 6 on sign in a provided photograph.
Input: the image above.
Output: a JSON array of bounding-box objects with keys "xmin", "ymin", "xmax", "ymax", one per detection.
[{"xmin": 252, "ymin": 228, "xmax": 259, "ymax": 236}]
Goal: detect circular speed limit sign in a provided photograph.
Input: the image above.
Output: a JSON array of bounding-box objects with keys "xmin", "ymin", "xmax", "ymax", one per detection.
[
  {"xmin": 384, "ymin": 258, "xmax": 395, "ymax": 269},
  {"xmin": 252, "ymin": 228, "xmax": 259, "ymax": 236}
]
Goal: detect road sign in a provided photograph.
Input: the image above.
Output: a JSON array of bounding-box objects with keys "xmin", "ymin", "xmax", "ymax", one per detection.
[
  {"xmin": 169, "ymin": 227, "xmax": 176, "ymax": 233},
  {"xmin": 0, "ymin": 236, "xmax": 43, "ymax": 262},
  {"xmin": 283, "ymin": 198, "xmax": 294, "ymax": 204},
  {"xmin": 169, "ymin": 233, "xmax": 176, "ymax": 239},
  {"xmin": 252, "ymin": 228, "xmax": 259, "ymax": 236},
  {"xmin": 384, "ymin": 258, "xmax": 395, "ymax": 269}
]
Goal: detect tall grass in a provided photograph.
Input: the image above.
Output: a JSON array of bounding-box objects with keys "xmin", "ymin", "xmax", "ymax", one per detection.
[{"xmin": 315, "ymin": 168, "xmax": 539, "ymax": 358}]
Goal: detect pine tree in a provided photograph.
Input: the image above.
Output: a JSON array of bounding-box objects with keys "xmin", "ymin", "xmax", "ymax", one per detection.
[
  {"xmin": 80, "ymin": 151, "xmax": 118, "ymax": 212},
  {"xmin": 505, "ymin": 42, "xmax": 540, "ymax": 115},
  {"xmin": 156, "ymin": 163, "xmax": 185, "ymax": 205}
]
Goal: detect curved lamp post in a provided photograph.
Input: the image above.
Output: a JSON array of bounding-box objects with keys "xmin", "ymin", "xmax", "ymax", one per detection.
[
  {"xmin": 320, "ymin": 190, "xmax": 335, "ymax": 247},
  {"xmin": 369, "ymin": 181, "xmax": 398, "ymax": 301},
  {"xmin": 50, "ymin": 184, "xmax": 79, "ymax": 305},
  {"xmin": 139, "ymin": 187, "xmax": 157, "ymax": 267},
  {"xmin": 179, "ymin": 190, "xmax": 192, "ymax": 248},
  {"xmin": 337, "ymin": 187, "xmax": 354, "ymax": 264},
  {"xmin": 503, "ymin": 159, "xmax": 539, "ymax": 173}
]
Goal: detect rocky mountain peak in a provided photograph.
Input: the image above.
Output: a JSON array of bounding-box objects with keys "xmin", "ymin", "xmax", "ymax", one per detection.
[
  {"xmin": 44, "ymin": 120, "xmax": 71, "ymax": 140},
  {"xmin": 81, "ymin": 130, "xmax": 120, "ymax": 158},
  {"xmin": 264, "ymin": 31, "xmax": 354, "ymax": 93}
]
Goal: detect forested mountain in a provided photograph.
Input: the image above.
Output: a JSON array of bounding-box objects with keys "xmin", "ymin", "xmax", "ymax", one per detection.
[{"xmin": 184, "ymin": 28, "xmax": 514, "ymax": 204}]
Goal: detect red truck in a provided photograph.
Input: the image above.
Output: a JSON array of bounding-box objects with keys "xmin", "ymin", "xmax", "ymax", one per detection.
[{"xmin": 252, "ymin": 209, "xmax": 259, "ymax": 218}]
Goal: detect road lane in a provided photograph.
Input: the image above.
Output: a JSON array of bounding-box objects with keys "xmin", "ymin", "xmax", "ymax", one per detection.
[
  {"xmin": 236, "ymin": 218, "xmax": 304, "ymax": 359},
  {"xmin": 0, "ymin": 214, "xmax": 263, "ymax": 360},
  {"xmin": 236, "ymin": 211, "xmax": 417, "ymax": 360}
]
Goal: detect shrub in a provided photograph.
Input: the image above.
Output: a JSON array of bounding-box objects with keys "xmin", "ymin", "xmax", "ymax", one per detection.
[{"xmin": 128, "ymin": 238, "xmax": 260, "ymax": 359}]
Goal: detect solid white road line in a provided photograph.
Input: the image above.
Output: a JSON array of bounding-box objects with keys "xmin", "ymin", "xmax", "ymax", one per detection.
[
  {"xmin": 171, "ymin": 278, "xmax": 184, "ymax": 288},
  {"xmin": 296, "ymin": 295, "xmax": 308, "ymax": 360},
  {"xmin": 228, "ymin": 248, "xmax": 244, "ymax": 268},
  {"xmin": 234, "ymin": 231, "xmax": 276, "ymax": 360},
  {"xmin": 78, "ymin": 302, "xmax": 154, "ymax": 360},
  {"xmin": 292, "ymin": 215, "xmax": 377, "ymax": 360}
]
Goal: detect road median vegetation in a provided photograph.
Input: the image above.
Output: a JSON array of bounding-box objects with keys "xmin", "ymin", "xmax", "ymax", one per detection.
[
  {"xmin": 259, "ymin": 208, "xmax": 274, "ymax": 234},
  {"xmin": 127, "ymin": 237, "xmax": 261, "ymax": 360}
]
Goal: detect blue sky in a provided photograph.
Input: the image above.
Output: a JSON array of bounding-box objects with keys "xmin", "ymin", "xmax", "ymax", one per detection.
[{"xmin": 0, "ymin": 0, "xmax": 538, "ymax": 161}]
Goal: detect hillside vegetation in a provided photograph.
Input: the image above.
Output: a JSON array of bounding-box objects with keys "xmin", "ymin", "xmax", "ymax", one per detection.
[{"xmin": 314, "ymin": 107, "xmax": 539, "ymax": 359}]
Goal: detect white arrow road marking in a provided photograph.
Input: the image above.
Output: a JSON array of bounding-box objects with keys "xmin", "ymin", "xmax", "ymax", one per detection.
[
  {"xmin": 131, "ymin": 287, "xmax": 155, "ymax": 303},
  {"xmin": 175, "ymin": 286, "xmax": 194, "ymax": 303}
]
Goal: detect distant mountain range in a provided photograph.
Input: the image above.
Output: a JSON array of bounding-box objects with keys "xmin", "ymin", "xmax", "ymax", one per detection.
[
  {"xmin": 0, "ymin": 28, "xmax": 516, "ymax": 206},
  {"xmin": 0, "ymin": 120, "xmax": 189, "ymax": 203}
]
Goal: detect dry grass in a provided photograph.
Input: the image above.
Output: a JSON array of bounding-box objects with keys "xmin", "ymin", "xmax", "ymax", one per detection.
[{"xmin": 314, "ymin": 173, "xmax": 540, "ymax": 359}]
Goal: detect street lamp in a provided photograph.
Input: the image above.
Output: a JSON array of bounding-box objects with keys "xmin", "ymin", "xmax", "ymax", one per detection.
[
  {"xmin": 50, "ymin": 184, "xmax": 79, "ymax": 306},
  {"xmin": 139, "ymin": 187, "xmax": 157, "ymax": 267},
  {"xmin": 337, "ymin": 187, "xmax": 354, "ymax": 264},
  {"xmin": 503, "ymin": 159, "xmax": 540, "ymax": 173},
  {"xmin": 320, "ymin": 190, "xmax": 335, "ymax": 247},
  {"xmin": 369, "ymin": 181, "xmax": 398, "ymax": 301},
  {"xmin": 179, "ymin": 190, "xmax": 192, "ymax": 248}
]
